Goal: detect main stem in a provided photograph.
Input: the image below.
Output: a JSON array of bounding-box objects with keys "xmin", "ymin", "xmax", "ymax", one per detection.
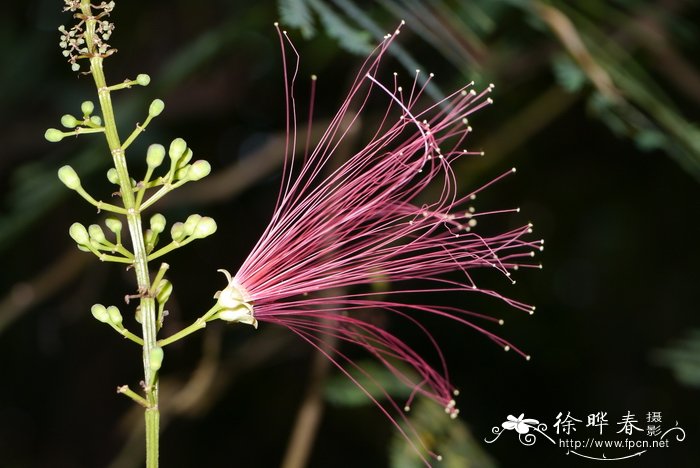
[{"xmin": 81, "ymin": 2, "xmax": 159, "ymax": 467}]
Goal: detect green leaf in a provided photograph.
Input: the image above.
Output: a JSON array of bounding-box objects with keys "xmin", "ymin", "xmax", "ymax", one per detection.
[
  {"xmin": 309, "ymin": 0, "xmax": 373, "ymax": 55},
  {"xmin": 279, "ymin": 0, "xmax": 316, "ymax": 39}
]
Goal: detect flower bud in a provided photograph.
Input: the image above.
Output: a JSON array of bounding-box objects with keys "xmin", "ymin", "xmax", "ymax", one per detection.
[
  {"xmin": 170, "ymin": 222, "xmax": 186, "ymax": 242},
  {"xmin": 149, "ymin": 347, "xmax": 164, "ymax": 373},
  {"xmin": 192, "ymin": 217, "xmax": 217, "ymax": 239},
  {"xmin": 45, "ymin": 128, "xmax": 64, "ymax": 142},
  {"xmin": 61, "ymin": 114, "xmax": 79, "ymax": 128},
  {"xmin": 188, "ymin": 160, "xmax": 211, "ymax": 181},
  {"xmin": 90, "ymin": 115, "xmax": 102, "ymax": 126},
  {"xmin": 150, "ymin": 213, "xmax": 166, "ymax": 233},
  {"xmin": 69, "ymin": 222, "xmax": 90, "ymax": 245},
  {"xmin": 183, "ymin": 214, "xmax": 202, "ymax": 236},
  {"xmin": 178, "ymin": 148, "xmax": 193, "ymax": 167},
  {"xmin": 57, "ymin": 165, "xmax": 81, "ymax": 190},
  {"xmin": 88, "ymin": 224, "xmax": 107, "ymax": 244},
  {"xmin": 174, "ymin": 165, "xmax": 190, "ymax": 181},
  {"xmin": 168, "ymin": 138, "xmax": 187, "ymax": 162},
  {"xmin": 105, "ymin": 217, "xmax": 122, "ymax": 234},
  {"xmin": 71, "ymin": 63, "xmax": 80, "ymax": 72},
  {"xmin": 156, "ymin": 279, "xmax": 173, "ymax": 305},
  {"xmin": 136, "ymin": 74, "xmax": 151, "ymax": 86},
  {"xmin": 107, "ymin": 305, "xmax": 123, "ymax": 326},
  {"xmin": 107, "ymin": 168, "xmax": 119, "ymax": 184},
  {"xmin": 146, "ymin": 144, "xmax": 166, "ymax": 168},
  {"xmin": 91, "ymin": 304, "xmax": 110, "ymax": 323},
  {"xmin": 149, "ymin": 99, "xmax": 164, "ymax": 117},
  {"xmin": 81, "ymin": 100, "xmax": 94, "ymax": 116}
]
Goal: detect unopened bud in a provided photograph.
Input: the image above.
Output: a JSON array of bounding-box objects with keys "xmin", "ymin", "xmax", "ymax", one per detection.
[
  {"xmin": 174, "ymin": 165, "xmax": 190, "ymax": 180},
  {"xmin": 45, "ymin": 128, "xmax": 64, "ymax": 142},
  {"xmin": 90, "ymin": 115, "xmax": 102, "ymax": 126},
  {"xmin": 106, "ymin": 168, "xmax": 119, "ymax": 184},
  {"xmin": 105, "ymin": 217, "xmax": 122, "ymax": 234},
  {"xmin": 91, "ymin": 304, "xmax": 110, "ymax": 323},
  {"xmin": 71, "ymin": 63, "xmax": 80, "ymax": 72},
  {"xmin": 156, "ymin": 280, "xmax": 173, "ymax": 305},
  {"xmin": 149, "ymin": 347, "xmax": 164, "ymax": 373},
  {"xmin": 136, "ymin": 74, "xmax": 151, "ymax": 86},
  {"xmin": 69, "ymin": 222, "xmax": 90, "ymax": 245},
  {"xmin": 149, "ymin": 99, "xmax": 164, "ymax": 117},
  {"xmin": 192, "ymin": 217, "xmax": 217, "ymax": 239},
  {"xmin": 150, "ymin": 213, "xmax": 166, "ymax": 233},
  {"xmin": 178, "ymin": 148, "xmax": 193, "ymax": 167},
  {"xmin": 88, "ymin": 224, "xmax": 107, "ymax": 244},
  {"xmin": 146, "ymin": 144, "xmax": 165, "ymax": 168},
  {"xmin": 81, "ymin": 100, "xmax": 94, "ymax": 116},
  {"xmin": 168, "ymin": 138, "xmax": 187, "ymax": 162},
  {"xmin": 170, "ymin": 222, "xmax": 186, "ymax": 242},
  {"xmin": 57, "ymin": 165, "xmax": 81, "ymax": 190},
  {"xmin": 188, "ymin": 160, "xmax": 211, "ymax": 181},
  {"xmin": 107, "ymin": 305, "xmax": 123, "ymax": 326},
  {"xmin": 61, "ymin": 114, "xmax": 79, "ymax": 128},
  {"xmin": 183, "ymin": 214, "xmax": 202, "ymax": 236}
]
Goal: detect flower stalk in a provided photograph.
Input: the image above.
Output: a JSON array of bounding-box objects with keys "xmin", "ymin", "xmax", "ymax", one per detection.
[{"xmin": 75, "ymin": 1, "xmax": 160, "ymax": 465}]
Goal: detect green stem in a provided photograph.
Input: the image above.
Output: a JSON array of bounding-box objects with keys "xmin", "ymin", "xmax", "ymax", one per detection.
[
  {"xmin": 80, "ymin": 2, "xmax": 160, "ymax": 467},
  {"xmin": 157, "ymin": 305, "xmax": 220, "ymax": 347}
]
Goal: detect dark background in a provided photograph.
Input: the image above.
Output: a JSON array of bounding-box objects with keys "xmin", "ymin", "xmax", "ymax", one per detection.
[{"xmin": 1, "ymin": 1, "xmax": 698, "ymax": 467}]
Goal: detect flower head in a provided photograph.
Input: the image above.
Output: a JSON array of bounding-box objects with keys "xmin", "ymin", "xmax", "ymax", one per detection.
[{"xmin": 219, "ymin": 23, "xmax": 542, "ymax": 463}]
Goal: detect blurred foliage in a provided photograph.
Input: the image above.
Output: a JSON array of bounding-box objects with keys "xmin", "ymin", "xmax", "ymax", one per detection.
[
  {"xmin": 278, "ymin": 0, "xmax": 700, "ymax": 180},
  {"xmin": 389, "ymin": 398, "xmax": 497, "ymax": 468},
  {"xmin": 654, "ymin": 329, "xmax": 700, "ymax": 388},
  {"xmin": 324, "ymin": 359, "xmax": 414, "ymax": 407}
]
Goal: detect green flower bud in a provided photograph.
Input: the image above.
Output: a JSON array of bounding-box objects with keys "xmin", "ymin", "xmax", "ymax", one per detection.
[
  {"xmin": 178, "ymin": 148, "xmax": 193, "ymax": 167},
  {"xmin": 88, "ymin": 224, "xmax": 107, "ymax": 244},
  {"xmin": 192, "ymin": 217, "xmax": 217, "ymax": 239},
  {"xmin": 150, "ymin": 213, "xmax": 166, "ymax": 233},
  {"xmin": 91, "ymin": 304, "xmax": 110, "ymax": 323},
  {"xmin": 183, "ymin": 214, "xmax": 202, "ymax": 236},
  {"xmin": 69, "ymin": 222, "xmax": 90, "ymax": 245},
  {"xmin": 174, "ymin": 165, "xmax": 190, "ymax": 180},
  {"xmin": 45, "ymin": 128, "xmax": 64, "ymax": 142},
  {"xmin": 146, "ymin": 144, "xmax": 166, "ymax": 168},
  {"xmin": 156, "ymin": 279, "xmax": 173, "ymax": 305},
  {"xmin": 81, "ymin": 100, "xmax": 94, "ymax": 116},
  {"xmin": 90, "ymin": 115, "xmax": 102, "ymax": 126},
  {"xmin": 107, "ymin": 305, "xmax": 123, "ymax": 326},
  {"xmin": 135, "ymin": 306, "xmax": 143, "ymax": 324},
  {"xmin": 149, "ymin": 347, "xmax": 164, "ymax": 373},
  {"xmin": 57, "ymin": 165, "xmax": 81, "ymax": 190},
  {"xmin": 71, "ymin": 62, "xmax": 80, "ymax": 72},
  {"xmin": 136, "ymin": 74, "xmax": 151, "ymax": 86},
  {"xmin": 61, "ymin": 114, "xmax": 79, "ymax": 128},
  {"xmin": 188, "ymin": 160, "xmax": 211, "ymax": 181},
  {"xmin": 149, "ymin": 99, "xmax": 165, "ymax": 117},
  {"xmin": 168, "ymin": 138, "xmax": 187, "ymax": 162},
  {"xmin": 107, "ymin": 168, "xmax": 119, "ymax": 184},
  {"xmin": 105, "ymin": 217, "xmax": 122, "ymax": 234},
  {"xmin": 170, "ymin": 222, "xmax": 186, "ymax": 242}
]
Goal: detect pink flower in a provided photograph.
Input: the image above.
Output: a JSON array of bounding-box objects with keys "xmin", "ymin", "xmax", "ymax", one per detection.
[{"xmin": 215, "ymin": 23, "xmax": 542, "ymax": 463}]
